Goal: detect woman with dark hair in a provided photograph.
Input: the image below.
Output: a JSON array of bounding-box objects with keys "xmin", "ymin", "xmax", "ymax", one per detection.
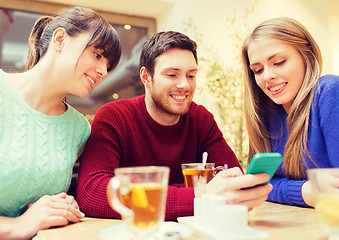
[
  {"xmin": 0, "ymin": 6, "xmax": 121, "ymax": 239},
  {"xmin": 242, "ymin": 17, "xmax": 338, "ymax": 207}
]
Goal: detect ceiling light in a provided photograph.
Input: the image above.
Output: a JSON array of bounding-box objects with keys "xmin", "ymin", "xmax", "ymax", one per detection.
[
  {"xmin": 112, "ymin": 93, "xmax": 119, "ymax": 100},
  {"xmin": 124, "ymin": 24, "xmax": 131, "ymax": 30}
]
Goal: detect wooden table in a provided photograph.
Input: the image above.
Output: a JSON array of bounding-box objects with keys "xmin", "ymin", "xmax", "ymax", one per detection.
[
  {"xmin": 34, "ymin": 202, "xmax": 329, "ymax": 240},
  {"xmin": 248, "ymin": 202, "xmax": 328, "ymax": 240}
]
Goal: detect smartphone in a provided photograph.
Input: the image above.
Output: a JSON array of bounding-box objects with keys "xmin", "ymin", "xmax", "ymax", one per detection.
[{"xmin": 244, "ymin": 152, "xmax": 283, "ymax": 188}]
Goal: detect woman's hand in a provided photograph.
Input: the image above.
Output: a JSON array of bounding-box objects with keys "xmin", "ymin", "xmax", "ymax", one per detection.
[
  {"xmin": 302, "ymin": 173, "xmax": 339, "ymax": 207},
  {"xmin": 8, "ymin": 193, "xmax": 84, "ymax": 239},
  {"xmin": 205, "ymin": 167, "xmax": 273, "ymax": 210}
]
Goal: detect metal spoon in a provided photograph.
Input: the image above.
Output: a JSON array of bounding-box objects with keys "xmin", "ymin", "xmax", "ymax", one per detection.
[{"xmin": 202, "ymin": 152, "xmax": 208, "ymax": 170}]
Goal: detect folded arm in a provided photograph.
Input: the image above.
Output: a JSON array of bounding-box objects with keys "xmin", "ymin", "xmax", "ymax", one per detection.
[{"xmin": 0, "ymin": 193, "xmax": 83, "ymax": 240}]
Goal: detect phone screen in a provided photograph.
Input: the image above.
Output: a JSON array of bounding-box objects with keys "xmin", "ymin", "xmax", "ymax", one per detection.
[{"xmin": 244, "ymin": 152, "xmax": 283, "ymax": 188}]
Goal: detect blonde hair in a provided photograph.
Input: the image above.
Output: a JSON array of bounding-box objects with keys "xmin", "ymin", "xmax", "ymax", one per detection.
[{"xmin": 242, "ymin": 17, "xmax": 322, "ymax": 179}]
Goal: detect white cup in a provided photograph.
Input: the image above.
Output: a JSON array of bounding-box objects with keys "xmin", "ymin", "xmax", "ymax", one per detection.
[
  {"xmin": 198, "ymin": 194, "xmax": 227, "ymax": 227},
  {"xmin": 194, "ymin": 197, "xmax": 203, "ymax": 220},
  {"xmin": 214, "ymin": 204, "xmax": 248, "ymax": 233},
  {"xmin": 194, "ymin": 194, "xmax": 248, "ymax": 234}
]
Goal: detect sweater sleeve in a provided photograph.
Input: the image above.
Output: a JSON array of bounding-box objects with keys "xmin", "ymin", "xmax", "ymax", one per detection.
[
  {"xmin": 267, "ymin": 176, "xmax": 308, "ymax": 207},
  {"xmin": 77, "ymin": 105, "xmax": 122, "ymax": 219},
  {"xmin": 318, "ymin": 76, "xmax": 339, "ymax": 165},
  {"xmin": 165, "ymin": 184, "xmax": 195, "ymax": 220}
]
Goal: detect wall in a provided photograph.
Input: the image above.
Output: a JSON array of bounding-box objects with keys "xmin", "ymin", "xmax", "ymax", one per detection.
[
  {"xmin": 31, "ymin": 0, "xmax": 339, "ymax": 74},
  {"xmin": 156, "ymin": 0, "xmax": 337, "ymax": 76},
  {"xmin": 328, "ymin": 0, "xmax": 339, "ymax": 75}
]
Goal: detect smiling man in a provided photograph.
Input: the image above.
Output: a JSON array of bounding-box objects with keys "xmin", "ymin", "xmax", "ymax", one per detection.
[
  {"xmin": 141, "ymin": 47, "xmax": 197, "ymax": 125},
  {"xmin": 77, "ymin": 31, "xmax": 272, "ymax": 221}
]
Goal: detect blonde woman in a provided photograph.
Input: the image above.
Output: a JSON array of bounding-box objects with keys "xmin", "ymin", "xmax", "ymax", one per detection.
[
  {"xmin": 0, "ymin": 7, "xmax": 121, "ymax": 239},
  {"xmin": 242, "ymin": 17, "xmax": 339, "ymax": 207}
]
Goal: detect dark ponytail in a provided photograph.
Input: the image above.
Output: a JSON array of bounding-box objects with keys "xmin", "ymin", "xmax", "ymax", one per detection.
[
  {"xmin": 25, "ymin": 7, "xmax": 121, "ymax": 72},
  {"xmin": 26, "ymin": 16, "xmax": 53, "ymax": 70}
]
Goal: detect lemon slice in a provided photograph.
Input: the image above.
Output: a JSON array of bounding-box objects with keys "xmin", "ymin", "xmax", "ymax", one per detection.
[{"xmin": 132, "ymin": 185, "xmax": 148, "ymax": 208}]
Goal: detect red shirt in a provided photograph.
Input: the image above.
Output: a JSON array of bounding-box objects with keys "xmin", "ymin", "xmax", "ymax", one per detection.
[{"xmin": 77, "ymin": 95, "xmax": 240, "ymax": 220}]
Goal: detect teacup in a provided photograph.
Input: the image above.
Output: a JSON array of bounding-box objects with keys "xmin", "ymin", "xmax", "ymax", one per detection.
[
  {"xmin": 107, "ymin": 166, "xmax": 170, "ymax": 238},
  {"xmin": 181, "ymin": 163, "xmax": 225, "ymax": 188},
  {"xmin": 307, "ymin": 168, "xmax": 339, "ymax": 238}
]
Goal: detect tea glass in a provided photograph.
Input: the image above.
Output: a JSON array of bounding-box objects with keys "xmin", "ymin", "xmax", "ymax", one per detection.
[
  {"xmin": 307, "ymin": 168, "xmax": 339, "ymax": 240},
  {"xmin": 181, "ymin": 163, "xmax": 225, "ymax": 188},
  {"xmin": 107, "ymin": 166, "xmax": 170, "ymax": 240}
]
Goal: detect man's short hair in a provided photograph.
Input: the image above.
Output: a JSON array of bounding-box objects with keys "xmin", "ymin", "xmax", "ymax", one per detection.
[{"xmin": 139, "ymin": 31, "xmax": 198, "ymax": 77}]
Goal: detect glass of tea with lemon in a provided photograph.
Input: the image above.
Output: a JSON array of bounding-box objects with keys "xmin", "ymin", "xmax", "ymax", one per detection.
[
  {"xmin": 107, "ymin": 166, "xmax": 169, "ymax": 239},
  {"xmin": 181, "ymin": 163, "xmax": 226, "ymax": 188},
  {"xmin": 307, "ymin": 168, "xmax": 339, "ymax": 239}
]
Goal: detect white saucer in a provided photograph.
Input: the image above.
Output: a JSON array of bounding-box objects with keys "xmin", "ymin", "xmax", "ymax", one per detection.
[
  {"xmin": 100, "ymin": 221, "xmax": 192, "ymax": 240},
  {"xmin": 177, "ymin": 216, "xmax": 269, "ymax": 240}
]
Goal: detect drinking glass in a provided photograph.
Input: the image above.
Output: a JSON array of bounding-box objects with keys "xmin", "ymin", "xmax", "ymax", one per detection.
[
  {"xmin": 307, "ymin": 168, "xmax": 339, "ymax": 240},
  {"xmin": 107, "ymin": 166, "xmax": 170, "ymax": 240},
  {"xmin": 181, "ymin": 163, "xmax": 225, "ymax": 188}
]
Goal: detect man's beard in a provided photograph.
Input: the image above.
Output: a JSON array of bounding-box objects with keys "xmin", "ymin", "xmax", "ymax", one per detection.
[{"xmin": 150, "ymin": 91, "xmax": 191, "ymax": 116}]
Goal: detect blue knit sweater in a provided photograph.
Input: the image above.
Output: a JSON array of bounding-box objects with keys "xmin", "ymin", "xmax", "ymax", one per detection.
[
  {"xmin": 266, "ymin": 75, "xmax": 339, "ymax": 206},
  {"xmin": 0, "ymin": 70, "xmax": 91, "ymax": 217}
]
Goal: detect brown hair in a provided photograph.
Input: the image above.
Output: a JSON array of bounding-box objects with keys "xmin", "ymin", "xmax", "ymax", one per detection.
[
  {"xmin": 139, "ymin": 31, "xmax": 198, "ymax": 77},
  {"xmin": 26, "ymin": 6, "xmax": 121, "ymax": 72},
  {"xmin": 242, "ymin": 17, "xmax": 322, "ymax": 179}
]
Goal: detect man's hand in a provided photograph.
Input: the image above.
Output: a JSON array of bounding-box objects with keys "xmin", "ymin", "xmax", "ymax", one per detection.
[{"xmin": 205, "ymin": 167, "xmax": 273, "ymax": 210}]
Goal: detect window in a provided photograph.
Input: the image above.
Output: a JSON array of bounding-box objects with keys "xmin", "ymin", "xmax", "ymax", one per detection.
[{"xmin": 0, "ymin": 0, "xmax": 156, "ymax": 115}]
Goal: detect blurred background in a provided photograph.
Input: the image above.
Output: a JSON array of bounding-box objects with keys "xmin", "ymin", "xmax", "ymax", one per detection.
[{"xmin": 1, "ymin": 0, "xmax": 338, "ymax": 165}]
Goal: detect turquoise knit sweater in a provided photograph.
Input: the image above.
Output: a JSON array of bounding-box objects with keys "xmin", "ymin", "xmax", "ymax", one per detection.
[{"xmin": 0, "ymin": 70, "xmax": 91, "ymax": 217}]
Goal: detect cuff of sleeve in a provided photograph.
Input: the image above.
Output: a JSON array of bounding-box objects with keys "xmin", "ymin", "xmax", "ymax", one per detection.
[
  {"xmin": 285, "ymin": 180, "xmax": 308, "ymax": 207},
  {"xmin": 165, "ymin": 186, "xmax": 194, "ymax": 221}
]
